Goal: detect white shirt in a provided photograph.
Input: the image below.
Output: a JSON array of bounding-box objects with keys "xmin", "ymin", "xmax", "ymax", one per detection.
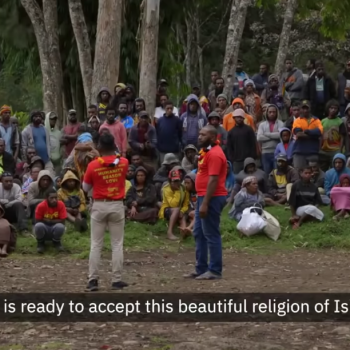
[{"xmin": 154, "ymin": 106, "xmax": 179, "ymax": 120}]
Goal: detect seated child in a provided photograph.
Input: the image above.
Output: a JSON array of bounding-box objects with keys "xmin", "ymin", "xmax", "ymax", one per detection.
[
  {"xmin": 0, "ymin": 203, "xmax": 16, "ymax": 257},
  {"xmin": 330, "ymin": 174, "xmax": 350, "ymax": 220},
  {"xmin": 22, "ymin": 166, "xmax": 40, "ymax": 207},
  {"xmin": 289, "ymin": 167, "xmax": 324, "ymax": 229},
  {"xmin": 180, "ymin": 173, "xmax": 197, "ymax": 238},
  {"xmin": 57, "ymin": 170, "xmax": 87, "ymax": 232},
  {"xmin": 159, "ymin": 169, "xmax": 189, "ymax": 241}
]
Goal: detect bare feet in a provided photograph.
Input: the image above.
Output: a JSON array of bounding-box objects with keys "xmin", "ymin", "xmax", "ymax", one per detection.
[
  {"xmin": 179, "ymin": 227, "xmax": 192, "ymax": 239},
  {"xmin": 345, "ymin": 213, "xmax": 350, "ymax": 219},
  {"xmin": 292, "ymin": 222, "xmax": 300, "ymax": 230},
  {"xmin": 167, "ymin": 232, "xmax": 178, "ymax": 241},
  {"xmin": 0, "ymin": 247, "xmax": 8, "ymax": 257}
]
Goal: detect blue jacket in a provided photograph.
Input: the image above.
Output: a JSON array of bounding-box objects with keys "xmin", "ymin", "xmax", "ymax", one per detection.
[
  {"xmin": 324, "ymin": 153, "xmax": 350, "ymax": 195},
  {"xmin": 155, "ymin": 114, "xmax": 183, "ymax": 153},
  {"xmin": 180, "ymin": 94, "xmax": 207, "ymax": 147},
  {"xmin": 274, "ymin": 127, "xmax": 295, "ymax": 161}
]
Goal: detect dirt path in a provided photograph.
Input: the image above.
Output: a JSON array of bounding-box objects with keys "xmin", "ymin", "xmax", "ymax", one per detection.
[{"xmin": 1, "ymin": 249, "xmax": 350, "ymax": 350}]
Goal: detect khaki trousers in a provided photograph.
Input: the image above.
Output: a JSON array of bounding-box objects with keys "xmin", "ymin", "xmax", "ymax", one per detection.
[{"xmin": 89, "ymin": 200, "xmax": 125, "ymax": 283}]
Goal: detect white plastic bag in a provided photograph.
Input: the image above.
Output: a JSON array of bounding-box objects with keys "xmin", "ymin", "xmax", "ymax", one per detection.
[
  {"xmin": 237, "ymin": 207, "xmax": 267, "ymax": 236},
  {"xmin": 262, "ymin": 210, "xmax": 281, "ymax": 241}
]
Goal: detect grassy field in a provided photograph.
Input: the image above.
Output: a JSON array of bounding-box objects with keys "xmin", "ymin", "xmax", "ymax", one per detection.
[{"xmin": 14, "ymin": 205, "xmax": 350, "ymax": 259}]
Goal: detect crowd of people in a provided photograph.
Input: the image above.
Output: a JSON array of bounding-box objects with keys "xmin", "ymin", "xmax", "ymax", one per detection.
[{"xmin": 1, "ymin": 57, "xmax": 350, "ymax": 286}]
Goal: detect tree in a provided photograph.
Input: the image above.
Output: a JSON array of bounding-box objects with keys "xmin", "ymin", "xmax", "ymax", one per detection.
[
  {"xmin": 20, "ymin": 0, "xmax": 61, "ymax": 121},
  {"xmin": 139, "ymin": 0, "xmax": 161, "ymax": 118},
  {"xmin": 274, "ymin": 0, "xmax": 298, "ymax": 78},
  {"xmin": 91, "ymin": 0, "xmax": 123, "ymax": 103},
  {"xmin": 68, "ymin": 0, "xmax": 93, "ymax": 108},
  {"xmin": 222, "ymin": 0, "xmax": 251, "ymax": 98}
]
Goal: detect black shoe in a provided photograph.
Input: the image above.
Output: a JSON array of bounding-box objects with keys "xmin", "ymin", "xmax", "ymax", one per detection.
[
  {"xmin": 86, "ymin": 279, "xmax": 99, "ymax": 292},
  {"xmin": 111, "ymin": 281, "xmax": 129, "ymax": 290},
  {"xmin": 53, "ymin": 240, "xmax": 64, "ymax": 252},
  {"xmin": 80, "ymin": 218, "xmax": 88, "ymax": 232},
  {"xmin": 37, "ymin": 241, "xmax": 45, "ymax": 254}
]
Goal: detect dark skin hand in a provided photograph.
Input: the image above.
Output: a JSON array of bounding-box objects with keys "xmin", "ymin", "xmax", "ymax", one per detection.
[
  {"xmin": 199, "ymin": 175, "xmax": 218, "ymax": 218},
  {"xmin": 38, "ymin": 219, "xmax": 65, "ymax": 226}
]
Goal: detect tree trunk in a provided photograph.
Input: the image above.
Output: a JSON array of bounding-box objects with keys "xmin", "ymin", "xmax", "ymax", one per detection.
[
  {"xmin": 91, "ymin": 0, "xmax": 123, "ymax": 103},
  {"xmin": 184, "ymin": 17, "xmax": 193, "ymax": 87},
  {"xmin": 222, "ymin": 0, "xmax": 251, "ymax": 99},
  {"xmin": 42, "ymin": 0, "xmax": 64, "ymax": 126},
  {"xmin": 274, "ymin": 0, "xmax": 298, "ymax": 78},
  {"xmin": 194, "ymin": 8, "xmax": 204, "ymax": 92},
  {"xmin": 21, "ymin": 0, "xmax": 58, "ymax": 118},
  {"xmin": 68, "ymin": 0, "xmax": 93, "ymax": 109},
  {"xmin": 139, "ymin": 0, "xmax": 160, "ymax": 120}
]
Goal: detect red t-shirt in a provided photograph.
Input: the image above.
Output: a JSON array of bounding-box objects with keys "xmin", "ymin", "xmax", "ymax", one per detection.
[
  {"xmin": 83, "ymin": 156, "xmax": 129, "ymax": 200},
  {"xmin": 35, "ymin": 200, "xmax": 67, "ymax": 220},
  {"xmin": 63, "ymin": 123, "xmax": 81, "ymax": 156},
  {"xmin": 195, "ymin": 145, "xmax": 227, "ymax": 197}
]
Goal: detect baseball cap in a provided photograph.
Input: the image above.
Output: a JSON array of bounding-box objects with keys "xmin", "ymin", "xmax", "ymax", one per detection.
[
  {"xmin": 301, "ymin": 100, "xmax": 310, "ymax": 108},
  {"xmin": 162, "ymin": 153, "xmax": 179, "ymax": 165},
  {"xmin": 68, "ymin": 109, "xmax": 77, "ymax": 114},
  {"xmin": 233, "ymin": 108, "xmax": 246, "ymax": 118},
  {"xmin": 49, "ymin": 112, "xmax": 58, "ymax": 119},
  {"xmin": 169, "ymin": 169, "xmax": 181, "ymax": 181},
  {"xmin": 138, "ymin": 111, "xmax": 149, "ymax": 119},
  {"xmin": 208, "ymin": 111, "xmax": 220, "ymax": 119},
  {"xmin": 276, "ymin": 154, "xmax": 288, "ymax": 162},
  {"xmin": 192, "ymin": 82, "xmax": 201, "ymax": 89}
]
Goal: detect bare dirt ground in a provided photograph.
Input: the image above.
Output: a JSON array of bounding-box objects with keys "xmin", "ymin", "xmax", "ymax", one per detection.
[{"xmin": 1, "ymin": 249, "xmax": 350, "ymax": 350}]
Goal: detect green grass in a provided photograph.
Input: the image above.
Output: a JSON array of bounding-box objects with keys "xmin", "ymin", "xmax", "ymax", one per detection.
[{"xmin": 14, "ymin": 206, "xmax": 350, "ymax": 258}]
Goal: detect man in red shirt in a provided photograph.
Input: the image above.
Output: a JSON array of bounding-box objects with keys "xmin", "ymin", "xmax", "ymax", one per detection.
[
  {"xmin": 34, "ymin": 189, "xmax": 67, "ymax": 253},
  {"xmin": 61, "ymin": 109, "xmax": 81, "ymax": 157},
  {"xmin": 83, "ymin": 133, "xmax": 128, "ymax": 292},
  {"xmin": 184, "ymin": 125, "xmax": 227, "ymax": 280}
]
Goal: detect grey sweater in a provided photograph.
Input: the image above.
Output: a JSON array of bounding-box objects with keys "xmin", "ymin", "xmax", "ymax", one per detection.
[{"xmin": 257, "ymin": 120, "xmax": 284, "ymax": 154}]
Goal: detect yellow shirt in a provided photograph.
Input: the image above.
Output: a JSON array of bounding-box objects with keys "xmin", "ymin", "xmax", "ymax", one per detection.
[
  {"xmin": 159, "ymin": 184, "xmax": 189, "ymax": 219},
  {"xmin": 125, "ymin": 180, "xmax": 132, "ymax": 199}
]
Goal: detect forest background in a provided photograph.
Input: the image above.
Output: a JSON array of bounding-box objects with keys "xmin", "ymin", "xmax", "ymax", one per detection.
[{"xmin": 1, "ymin": 0, "xmax": 350, "ymax": 126}]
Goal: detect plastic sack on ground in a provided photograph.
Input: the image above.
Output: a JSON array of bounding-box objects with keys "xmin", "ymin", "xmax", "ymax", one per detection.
[
  {"xmin": 262, "ymin": 210, "xmax": 281, "ymax": 241},
  {"xmin": 237, "ymin": 206, "xmax": 267, "ymax": 236}
]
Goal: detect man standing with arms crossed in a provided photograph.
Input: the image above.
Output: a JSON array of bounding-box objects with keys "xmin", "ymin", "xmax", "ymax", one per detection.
[
  {"xmin": 184, "ymin": 125, "xmax": 227, "ymax": 280},
  {"xmin": 83, "ymin": 133, "xmax": 129, "ymax": 291}
]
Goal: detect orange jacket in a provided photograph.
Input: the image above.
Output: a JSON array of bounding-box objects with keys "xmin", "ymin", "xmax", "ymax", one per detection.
[
  {"xmin": 292, "ymin": 117, "xmax": 323, "ymax": 134},
  {"xmin": 222, "ymin": 98, "xmax": 256, "ymax": 132}
]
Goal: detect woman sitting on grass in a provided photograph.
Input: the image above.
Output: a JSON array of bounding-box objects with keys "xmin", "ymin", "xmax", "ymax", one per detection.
[
  {"xmin": 330, "ymin": 174, "xmax": 350, "ymax": 220},
  {"xmin": 125, "ymin": 167, "xmax": 158, "ymax": 224},
  {"xmin": 229, "ymin": 176, "xmax": 265, "ymax": 221},
  {"xmin": 289, "ymin": 167, "xmax": 324, "ymax": 229},
  {"xmin": 180, "ymin": 173, "xmax": 197, "ymax": 238},
  {"xmin": 159, "ymin": 169, "xmax": 189, "ymax": 241},
  {"xmin": 0, "ymin": 204, "xmax": 16, "ymax": 257}
]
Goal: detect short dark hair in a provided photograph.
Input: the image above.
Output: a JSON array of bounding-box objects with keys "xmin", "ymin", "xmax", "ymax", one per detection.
[
  {"xmin": 215, "ymin": 77, "xmax": 224, "ymax": 83},
  {"xmin": 98, "ymin": 133, "xmax": 116, "ymax": 152},
  {"xmin": 131, "ymin": 151, "xmax": 141, "ymax": 158},
  {"xmin": 291, "ymin": 101, "xmax": 301, "ymax": 107},
  {"xmin": 299, "ymin": 166, "xmax": 312, "ymax": 174},
  {"xmin": 88, "ymin": 104, "xmax": 97, "ymax": 109},
  {"xmin": 261, "ymin": 63, "xmax": 270, "ymax": 70},
  {"xmin": 315, "ymin": 60, "xmax": 324, "ymax": 68},
  {"xmin": 160, "ymin": 93, "xmax": 169, "ymax": 99},
  {"xmin": 164, "ymin": 100, "xmax": 173, "ymax": 107},
  {"xmin": 325, "ymin": 99, "xmax": 340, "ymax": 113},
  {"xmin": 46, "ymin": 189, "xmax": 57, "ymax": 198},
  {"xmin": 118, "ymin": 99, "xmax": 128, "ymax": 108},
  {"xmin": 285, "ymin": 58, "xmax": 293, "ymax": 63},
  {"xmin": 78, "ymin": 124, "xmax": 89, "ymax": 133},
  {"xmin": 211, "ymin": 69, "xmax": 219, "ymax": 73},
  {"xmin": 106, "ymin": 104, "xmax": 116, "ymax": 113}
]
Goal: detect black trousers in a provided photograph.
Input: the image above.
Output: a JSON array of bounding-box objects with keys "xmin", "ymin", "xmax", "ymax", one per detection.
[{"xmin": 4, "ymin": 202, "xmax": 28, "ymax": 231}]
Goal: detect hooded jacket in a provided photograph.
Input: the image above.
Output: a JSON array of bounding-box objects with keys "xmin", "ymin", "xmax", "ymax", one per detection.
[
  {"xmin": 342, "ymin": 103, "xmax": 350, "ymax": 156},
  {"xmin": 97, "ymin": 87, "xmax": 112, "ymax": 122},
  {"xmin": 208, "ymin": 112, "xmax": 227, "ymax": 151},
  {"xmin": 222, "ymin": 98, "xmax": 256, "ymax": 132},
  {"xmin": 181, "ymin": 144, "xmax": 198, "ymax": 173},
  {"xmin": 44, "ymin": 112, "xmax": 61, "ymax": 162},
  {"xmin": 27, "ymin": 170, "xmax": 53, "ymax": 209},
  {"xmin": 325, "ymin": 153, "xmax": 350, "ymax": 195},
  {"xmin": 281, "ymin": 67, "xmax": 304, "ymax": 101},
  {"xmin": 57, "ymin": 170, "xmax": 86, "ymax": 212},
  {"xmin": 180, "ymin": 94, "xmax": 207, "ymax": 147},
  {"xmin": 257, "ymin": 104, "xmax": 284, "ymax": 154},
  {"xmin": 129, "ymin": 122, "xmax": 157, "ymax": 156},
  {"xmin": 274, "ymin": 127, "xmax": 295, "ymax": 161},
  {"xmin": 233, "ymin": 158, "xmax": 267, "ymax": 196},
  {"xmin": 292, "ymin": 115, "xmax": 323, "ymax": 155},
  {"xmin": 125, "ymin": 167, "xmax": 158, "ymax": 209},
  {"xmin": 22, "ymin": 112, "xmax": 51, "ymax": 163}
]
